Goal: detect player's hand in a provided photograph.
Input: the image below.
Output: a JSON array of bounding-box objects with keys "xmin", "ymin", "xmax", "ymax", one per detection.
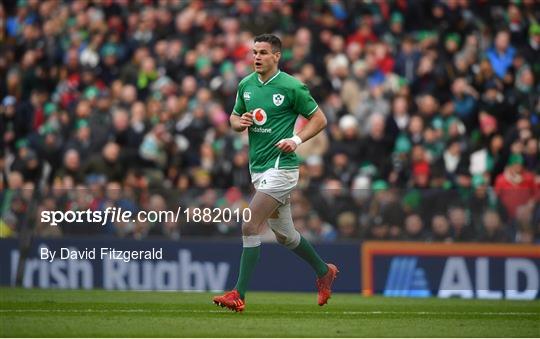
[
  {"xmin": 275, "ymin": 139, "xmax": 298, "ymax": 153},
  {"xmin": 239, "ymin": 112, "xmax": 254, "ymax": 128}
]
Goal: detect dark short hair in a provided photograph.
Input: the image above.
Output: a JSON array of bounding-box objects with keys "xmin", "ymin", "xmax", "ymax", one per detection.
[{"xmin": 254, "ymin": 34, "xmax": 282, "ymax": 53}]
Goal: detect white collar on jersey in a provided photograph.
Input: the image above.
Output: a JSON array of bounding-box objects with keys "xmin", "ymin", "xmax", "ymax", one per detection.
[{"xmin": 257, "ymin": 70, "xmax": 281, "ymax": 85}]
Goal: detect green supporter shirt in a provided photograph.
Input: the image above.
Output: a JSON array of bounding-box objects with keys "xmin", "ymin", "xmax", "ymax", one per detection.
[{"xmin": 232, "ymin": 70, "xmax": 318, "ymax": 173}]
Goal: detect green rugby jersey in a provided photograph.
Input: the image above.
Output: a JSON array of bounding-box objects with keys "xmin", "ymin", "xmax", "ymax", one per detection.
[{"xmin": 232, "ymin": 70, "xmax": 318, "ymax": 173}]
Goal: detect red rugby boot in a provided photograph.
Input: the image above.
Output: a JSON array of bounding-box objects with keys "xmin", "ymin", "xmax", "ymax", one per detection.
[
  {"xmin": 213, "ymin": 289, "xmax": 245, "ymax": 312},
  {"xmin": 316, "ymin": 264, "xmax": 339, "ymax": 306}
]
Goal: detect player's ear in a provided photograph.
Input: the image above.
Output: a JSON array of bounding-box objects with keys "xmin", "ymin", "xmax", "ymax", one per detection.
[{"xmin": 274, "ymin": 51, "xmax": 281, "ymax": 62}]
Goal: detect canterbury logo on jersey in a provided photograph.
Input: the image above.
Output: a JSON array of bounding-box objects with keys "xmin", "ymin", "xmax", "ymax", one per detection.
[{"xmin": 244, "ymin": 92, "xmax": 251, "ymax": 101}]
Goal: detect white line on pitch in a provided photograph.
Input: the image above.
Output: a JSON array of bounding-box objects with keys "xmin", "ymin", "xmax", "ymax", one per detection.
[{"xmin": 0, "ymin": 309, "xmax": 537, "ymax": 316}]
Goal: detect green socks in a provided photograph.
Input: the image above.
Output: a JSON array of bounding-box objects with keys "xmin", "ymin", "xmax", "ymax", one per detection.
[
  {"xmin": 234, "ymin": 236, "xmax": 327, "ymax": 299},
  {"xmin": 234, "ymin": 246, "xmax": 260, "ymax": 299},
  {"xmin": 292, "ymin": 236, "xmax": 329, "ymax": 277}
]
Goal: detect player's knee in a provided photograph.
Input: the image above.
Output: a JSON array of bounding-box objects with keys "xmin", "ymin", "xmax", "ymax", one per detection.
[
  {"xmin": 269, "ymin": 224, "xmax": 300, "ymax": 249},
  {"xmin": 284, "ymin": 230, "xmax": 301, "ymax": 249},
  {"xmin": 271, "ymin": 229, "xmax": 288, "ymax": 245},
  {"xmin": 278, "ymin": 230, "xmax": 300, "ymax": 250}
]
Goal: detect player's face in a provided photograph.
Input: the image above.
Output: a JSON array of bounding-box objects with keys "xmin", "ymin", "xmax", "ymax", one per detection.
[{"xmin": 253, "ymin": 42, "xmax": 280, "ymax": 75}]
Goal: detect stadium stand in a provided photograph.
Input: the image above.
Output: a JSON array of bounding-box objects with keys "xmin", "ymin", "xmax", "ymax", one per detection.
[{"xmin": 0, "ymin": 0, "xmax": 539, "ymax": 243}]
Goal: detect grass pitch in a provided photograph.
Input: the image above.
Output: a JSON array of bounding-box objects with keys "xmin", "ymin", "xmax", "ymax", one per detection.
[{"xmin": 0, "ymin": 288, "xmax": 539, "ymax": 337}]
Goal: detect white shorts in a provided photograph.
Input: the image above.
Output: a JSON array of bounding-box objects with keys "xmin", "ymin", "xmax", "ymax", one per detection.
[{"xmin": 251, "ymin": 168, "xmax": 299, "ymax": 204}]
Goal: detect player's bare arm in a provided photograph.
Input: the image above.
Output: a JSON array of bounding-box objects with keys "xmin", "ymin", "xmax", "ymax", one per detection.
[
  {"xmin": 230, "ymin": 112, "xmax": 253, "ymax": 132},
  {"xmin": 275, "ymin": 108, "xmax": 327, "ymax": 153}
]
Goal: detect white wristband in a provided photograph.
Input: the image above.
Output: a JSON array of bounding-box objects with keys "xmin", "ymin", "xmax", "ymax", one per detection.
[{"xmin": 291, "ymin": 135, "xmax": 302, "ymax": 146}]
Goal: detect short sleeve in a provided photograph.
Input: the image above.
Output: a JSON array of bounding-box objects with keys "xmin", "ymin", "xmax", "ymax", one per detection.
[
  {"xmin": 232, "ymin": 87, "xmax": 245, "ymax": 116},
  {"xmin": 293, "ymin": 83, "xmax": 318, "ymax": 118}
]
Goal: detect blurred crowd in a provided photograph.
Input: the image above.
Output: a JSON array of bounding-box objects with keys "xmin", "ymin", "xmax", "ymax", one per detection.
[{"xmin": 0, "ymin": 0, "xmax": 539, "ymax": 244}]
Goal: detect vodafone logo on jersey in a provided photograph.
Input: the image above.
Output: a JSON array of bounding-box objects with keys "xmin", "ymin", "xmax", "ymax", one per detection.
[{"xmin": 252, "ymin": 108, "xmax": 267, "ymax": 125}]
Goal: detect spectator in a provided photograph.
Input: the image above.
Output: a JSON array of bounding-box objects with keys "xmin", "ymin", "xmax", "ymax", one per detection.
[
  {"xmin": 451, "ymin": 77, "xmax": 478, "ymax": 131},
  {"xmin": 394, "ymin": 36, "xmax": 421, "ymax": 84},
  {"xmin": 306, "ymin": 212, "xmax": 337, "ymax": 243},
  {"xmin": 10, "ymin": 139, "xmax": 42, "ymax": 184},
  {"xmin": 385, "ymin": 95, "xmax": 411, "ymax": 141},
  {"xmin": 403, "ymin": 213, "xmax": 427, "ymax": 241},
  {"xmin": 139, "ymin": 123, "xmax": 171, "ymax": 170},
  {"xmin": 56, "ymin": 149, "xmax": 85, "ymax": 184},
  {"xmin": 494, "ymin": 154, "xmax": 536, "ymax": 219},
  {"xmin": 486, "ymin": 31, "xmax": 516, "ymax": 79},
  {"xmin": 0, "ymin": 212, "xmax": 18, "ymax": 238},
  {"xmin": 429, "ymin": 214, "xmax": 453, "ymax": 242},
  {"xmin": 99, "ymin": 181, "xmax": 138, "ymax": 237},
  {"xmin": 447, "ymin": 205, "xmax": 476, "ymax": 242},
  {"xmin": 85, "ymin": 142, "xmax": 125, "ymax": 182},
  {"xmin": 365, "ymin": 215, "xmax": 389, "ymax": 240},
  {"xmin": 361, "ymin": 114, "xmax": 394, "ymax": 179},
  {"xmin": 1, "ymin": 96, "xmax": 32, "ymax": 151},
  {"xmin": 65, "ymin": 118, "xmax": 93, "ymax": 160},
  {"xmin": 330, "ymin": 115, "xmax": 362, "ymax": 166},
  {"xmin": 336, "ymin": 211, "xmax": 358, "ymax": 240},
  {"xmin": 479, "ymin": 209, "xmax": 510, "ymax": 243},
  {"xmin": 309, "ymin": 179, "xmax": 354, "ymax": 227},
  {"xmin": 303, "ymin": 155, "xmax": 325, "ymax": 191},
  {"xmin": 523, "ymin": 137, "xmax": 538, "ymax": 172}
]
